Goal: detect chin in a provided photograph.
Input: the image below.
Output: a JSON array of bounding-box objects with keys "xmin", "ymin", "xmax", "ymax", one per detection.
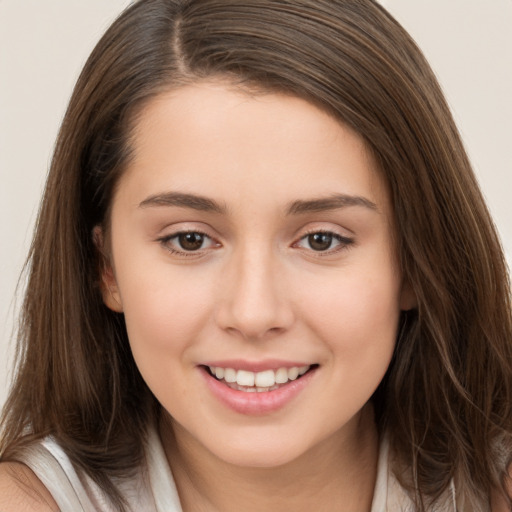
[
  {"xmin": 216, "ymin": 445, "xmax": 303, "ymax": 469},
  {"xmin": 204, "ymin": 429, "xmax": 317, "ymax": 469}
]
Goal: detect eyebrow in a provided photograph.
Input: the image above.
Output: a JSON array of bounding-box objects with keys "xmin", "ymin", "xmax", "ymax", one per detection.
[
  {"xmin": 138, "ymin": 191, "xmax": 377, "ymax": 215},
  {"xmin": 139, "ymin": 192, "xmax": 227, "ymax": 214},
  {"xmin": 286, "ymin": 194, "xmax": 378, "ymax": 215}
]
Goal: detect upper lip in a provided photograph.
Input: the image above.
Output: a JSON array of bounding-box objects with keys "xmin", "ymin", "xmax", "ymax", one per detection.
[{"xmin": 200, "ymin": 359, "xmax": 314, "ymax": 372}]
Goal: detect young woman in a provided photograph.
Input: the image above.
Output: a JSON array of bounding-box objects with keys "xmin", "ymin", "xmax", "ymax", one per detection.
[{"xmin": 1, "ymin": 1, "xmax": 511, "ymax": 511}]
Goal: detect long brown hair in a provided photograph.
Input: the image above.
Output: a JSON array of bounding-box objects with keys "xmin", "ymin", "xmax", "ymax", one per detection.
[{"xmin": 2, "ymin": 1, "xmax": 511, "ymax": 510}]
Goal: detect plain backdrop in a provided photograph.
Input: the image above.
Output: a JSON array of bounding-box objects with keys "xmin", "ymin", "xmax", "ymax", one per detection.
[{"xmin": 1, "ymin": 0, "xmax": 511, "ymax": 408}]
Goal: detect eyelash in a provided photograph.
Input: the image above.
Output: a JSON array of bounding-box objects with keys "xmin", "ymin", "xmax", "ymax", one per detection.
[
  {"xmin": 157, "ymin": 230, "xmax": 218, "ymax": 257},
  {"xmin": 156, "ymin": 229, "xmax": 354, "ymax": 257},
  {"xmin": 294, "ymin": 230, "xmax": 354, "ymax": 255}
]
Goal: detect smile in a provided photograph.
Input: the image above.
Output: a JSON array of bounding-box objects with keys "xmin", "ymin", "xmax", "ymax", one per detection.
[
  {"xmin": 200, "ymin": 363, "xmax": 318, "ymax": 415},
  {"xmin": 206, "ymin": 365, "xmax": 312, "ymax": 392}
]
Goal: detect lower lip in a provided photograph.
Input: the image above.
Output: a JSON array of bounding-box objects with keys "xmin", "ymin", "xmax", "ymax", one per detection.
[{"xmin": 200, "ymin": 366, "xmax": 317, "ymax": 415}]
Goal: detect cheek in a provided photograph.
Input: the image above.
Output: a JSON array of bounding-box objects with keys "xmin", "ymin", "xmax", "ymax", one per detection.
[
  {"xmin": 117, "ymin": 267, "xmax": 218, "ymax": 411},
  {"xmin": 115, "ymin": 259, "xmax": 216, "ymax": 360},
  {"xmin": 300, "ymin": 267, "xmax": 402, "ymax": 358},
  {"xmin": 304, "ymin": 271, "xmax": 401, "ymax": 416}
]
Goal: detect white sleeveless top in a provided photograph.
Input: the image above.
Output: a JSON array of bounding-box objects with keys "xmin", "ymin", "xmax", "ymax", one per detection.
[{"xmin": 18, "ymin": 428, "xmax": 457, "ymax": 511}]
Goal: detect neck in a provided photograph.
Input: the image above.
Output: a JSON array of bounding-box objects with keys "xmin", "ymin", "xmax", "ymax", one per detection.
[{"xmin": 160, "ymin": 405, "xmax": 380, "ymax": 512}]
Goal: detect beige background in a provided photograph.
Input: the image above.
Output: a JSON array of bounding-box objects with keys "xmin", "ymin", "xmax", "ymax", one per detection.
[{"xmin": 1, "ymin": 0, "xmax": 511, "ymax": 408}]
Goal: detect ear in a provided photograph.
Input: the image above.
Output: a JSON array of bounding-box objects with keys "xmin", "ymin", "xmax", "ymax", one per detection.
[
  {"xmin": 399, "ymin": 279, "xmax": 417, "ymax": 311},
  {"xmin": 93, "ymin": 226, "xmax": 124, "ymax": 313}
]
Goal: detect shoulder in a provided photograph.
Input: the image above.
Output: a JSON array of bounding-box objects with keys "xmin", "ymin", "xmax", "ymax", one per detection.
[
  {"xmin": 0, "ymin": 462, "xmax": 59, "ymax": 512},
  {"xmin": 491, "ymin": 485, "xmax": 512, "ymax": 512}
]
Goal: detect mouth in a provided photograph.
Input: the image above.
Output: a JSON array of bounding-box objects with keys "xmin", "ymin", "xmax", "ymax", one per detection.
[
  {"xmin": 202, "ymin": 364, "xmax": 318, "ymax": 393},
  {"xmin": 199, "ymin": 362, "xmax": 319, "ymax": 415}
]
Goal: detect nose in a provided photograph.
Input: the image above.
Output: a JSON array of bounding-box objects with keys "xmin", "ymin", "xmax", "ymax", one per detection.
[{"xmin": 215, "ymin": 247, "xmax": 295, "ymax": 340}]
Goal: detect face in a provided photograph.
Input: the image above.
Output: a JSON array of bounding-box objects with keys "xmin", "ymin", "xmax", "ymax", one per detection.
[{"xmin": 101, "ymin": 82, "xmax": 413, "ymax": 468}]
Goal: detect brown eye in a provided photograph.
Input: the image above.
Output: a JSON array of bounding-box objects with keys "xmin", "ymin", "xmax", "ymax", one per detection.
[
  {"xmin": 178, "ymin": 232, "xmax": 205, "ymax": 251},
  {"xmin": 308, "ymin": 233, "xmax": 334, "ymax": 251},
  {"xmin": 294, "ymin": 231, "xmax": 354, "ymax": 254},
  {"xmin": 158, "ymin": 230, "xmax": 219, "ymax": 256}
]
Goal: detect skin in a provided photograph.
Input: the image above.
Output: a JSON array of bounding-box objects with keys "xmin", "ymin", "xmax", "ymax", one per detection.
[
  {"xmin": 0, "ymin": 81, "xmax": 509, "ymax": 511},
  {"xmin": 0, "ymin": 463, "xmax": 59, "ymax": 511},
  {"xmin": 99, "ymin": 81, "xmax": 414, "ymax": 511}
]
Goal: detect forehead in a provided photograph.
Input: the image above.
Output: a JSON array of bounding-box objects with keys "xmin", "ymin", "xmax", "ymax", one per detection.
[{"xmin": 117, "ymin": 81, "xmax": 390, "ymax": 214}]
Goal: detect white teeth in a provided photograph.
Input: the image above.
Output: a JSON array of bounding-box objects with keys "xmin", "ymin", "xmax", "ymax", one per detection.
[
  {"xmin": 254, "ymin": 370, "xmax": 275, "ymax": 387},
  {"xmin": 236, "ymin": 370, "xmax": 255, "ymax": 387},
  {"xmin": 287, "ymin": 367, "xmax": 299, "ymax": 381},
  {"xmin": 275, "ymin": 368, "xmax": 288, "ymax": 384},
  {"xmin": 224, "ymin": 368, "xmax": 237, "ymax": 383},
  {"xmin": 208, "ymin": 364, "xmax": 313, "ymax": 390}
]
